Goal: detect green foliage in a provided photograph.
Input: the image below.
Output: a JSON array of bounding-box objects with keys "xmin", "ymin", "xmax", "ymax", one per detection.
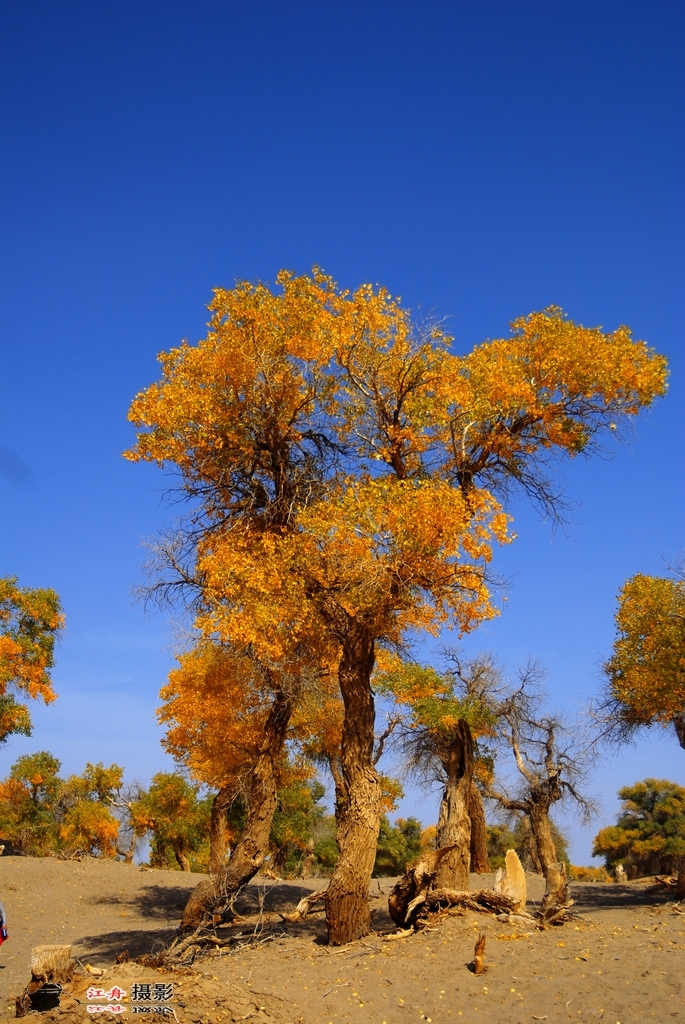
[
  {"xmin": 486, "ymin": 817, "xmax": 570, "ymax": 871},
  {"xmin": 131, "ymin": 772, "xmax": 212, "ymax": 871},
  {"xmin": 11, "ymin": 751, "xmax": 62, "ymax": 802},
  {"xmin": 485, "ymin": 824, "xmax": 518, "ymax": 869},
  {"xmin": 376, "ymin": 661, "xmax": 498, "ymax": 739},
  {"xmin": 0, "ymin": 695, "xmax": 32, "ymax": 742},
  {"xmin": 373, "ymin": 816, "xmax": 424, "ymax": 876},
  {"xmin": 270, "ymin": 779, "xmax": 327, "ymax": 875},
  {"xmin": 312, "ymin": 819, "xmax": 339, "ymax": 874},
  {"xmin": 592, "ymin": 778, "xmax": 685, "ymax": 877},
  {"xmin": 0, "ymin": 753, "xmax": 122, "ymax": 856}
]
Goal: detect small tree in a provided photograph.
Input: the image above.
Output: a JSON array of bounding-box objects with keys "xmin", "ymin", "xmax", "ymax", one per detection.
[
  {"xmin": 379, "ymin": 654, "xmax": 502, "ymax": 888},
  {"xmin": 592, "ymin": 778, "xmax": 685, "ymax": 878},
  {"xmin": 0, "ymin": 751, "xmax": 62, "ymax": 853},
  {"xmin": 132, "ymin": 773, "xmax": 211, "ymax": 871},
  {"xmin": 598, "ymin": 570, "xmax": 685, "ymax": 895},
  {"xmin": 58, "ymin": 762, "xmax": 123, "ymax": 857},
  {"xmin": 109, "ymin": 781, "xmax": 147, "ymax": 863},
  {"xmin": 269, "ymin": 779, "xmax": 327, "ymax": 875}
]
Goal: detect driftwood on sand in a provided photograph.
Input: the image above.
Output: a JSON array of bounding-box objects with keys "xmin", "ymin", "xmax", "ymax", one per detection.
[
  {"xmin": 388, "ymin": 846, "xmax": 518, "ymax": 928},
  {"xmin": 279, "ymin": 889, "xmax": 327, "ymax": 923}
]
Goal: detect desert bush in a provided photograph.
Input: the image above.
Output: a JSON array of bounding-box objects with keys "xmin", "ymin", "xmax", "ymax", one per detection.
[{"xmin": 568, "ymin": 864, "xmax": 610, "ymax": 882}]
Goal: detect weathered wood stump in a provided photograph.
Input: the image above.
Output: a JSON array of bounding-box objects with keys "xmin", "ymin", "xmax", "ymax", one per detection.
[
  {"xmin": 30, "ymin": 944, "xmax": 74, "ymax": 985},
  {"xmin": 493, "ymin": 849, "xmax": 527, "ymax": 913},
  {"xmin": 16, "ymin": 945, "xmax": 75, "ymax": 1017}
]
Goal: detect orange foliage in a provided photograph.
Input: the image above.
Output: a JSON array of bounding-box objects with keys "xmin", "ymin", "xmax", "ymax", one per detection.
[
  {"xmin": 0, "ymin": 577, "xmax": 64, "ymax": 742},
  {"xmin": 0, "ymin": 577, "xmax": 63, "ymax": 704},
  {"xmin": 160, "ymin": 640, "xmax": 342, "ymax": 791},
  {"xmin": 159, "ymin": 643, "xmax": 270, "ymax": 790},
  {"xmin": 127, "ymin": 273, "xmax": 665, "ymax": 667}
]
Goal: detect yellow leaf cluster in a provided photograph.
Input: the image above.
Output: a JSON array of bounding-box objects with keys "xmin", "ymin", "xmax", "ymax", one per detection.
[
  {"xmin": 0, "ymin": 577, "xmax": 63, "ymax": 705},
  {"xmin": 605, "ymin": 573, "xmax": 685, "ymax": 727}
]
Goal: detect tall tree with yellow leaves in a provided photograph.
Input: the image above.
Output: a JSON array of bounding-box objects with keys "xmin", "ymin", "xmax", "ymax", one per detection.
[{"xmin": 127, "ymin": 270, "xmax": 667, "ymax": 942}]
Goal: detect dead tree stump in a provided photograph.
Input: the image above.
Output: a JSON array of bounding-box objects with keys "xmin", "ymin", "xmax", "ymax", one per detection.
[{"xmin": 16, "ymin": 945, "xmax": 75, "ymax": 1017}]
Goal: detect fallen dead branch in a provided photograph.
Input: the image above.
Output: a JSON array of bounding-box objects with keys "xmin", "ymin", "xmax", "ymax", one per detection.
[
  {"xmin": 398, "ymin": 886, "xmax": 518, "ymax": 927},
  {"xmin": 537, "ymin": 896, "xmax": 576, "ymax": 928},
  {"xmin": 382, "ymin": 928, "xmax": 414, "ymax": 941},
  {"xmin": 388, "ymin": 846, "xmax": 458, "ymax": 926},
  {"xmin": 646, "ymin": 875, "xmax": 678, "ymax": 892},
  {"xmin": 279, "ymin": 888, "xmax": 327, "ymax": 923}
]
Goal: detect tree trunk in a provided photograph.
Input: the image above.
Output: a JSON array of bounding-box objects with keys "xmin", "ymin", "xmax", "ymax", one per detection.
[
  {"xmin": 173, "ymin": 845, "xmax": 191, "ymax": 872},
  {"xmin": 325, "ymin": 626, "xmax": 381, "ymax": 945},
  {"xmin": 676, "ymin": 864, "xmax": 685, "ymax": 899},
  {"xmin": 434, "ymin": 720, "xmax": 473, "ymax": 890},
  {"xmin": 529, "ymin": 803, "xmax": 568, "ymax": 914},
  {"xmin": 300, "ymin": 841, "xmax": 315, "ymax": 879},
  {"xmin": 673, "ymin": 713, "xmax": 685, "ymax": 751},
  {"xmin": 673, "ymin": 718, "xmax": 685, "ymax": 896},
  {"xmin": 116, "ymin": 841, "xmax": 136, "ymax": 865},
  {"xmin": 209, "ymin": 784, "xmax": 235, "ymax": 875},
  {"xmin": 180, "ymin": 685, "xmax": 294, "ymax": 929},
  {"xmin": 272, "ymin": 843, "xmax": 289, "ymax": 874},
  {"xmin": 468, "ymin": 782, "xmax": 490, "ymax": 873}
]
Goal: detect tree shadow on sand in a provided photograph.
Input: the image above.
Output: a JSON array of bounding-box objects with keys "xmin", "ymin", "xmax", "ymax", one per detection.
[
  {"xmin": 73, "ymin": 926, "xmax": 179, "ymax": 962},
  {"xmin": 85, "ymin": 885, "xmax": 196, "ymax": 921},
  {"xmin": 565, "ymin": 883, "xmax": 675, "ymax": 913}
]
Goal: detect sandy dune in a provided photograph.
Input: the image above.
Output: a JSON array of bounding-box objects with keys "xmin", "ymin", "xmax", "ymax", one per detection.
[{"xmin": 0, "ymin": 856, "xmax": 683, "ymax": 1023}]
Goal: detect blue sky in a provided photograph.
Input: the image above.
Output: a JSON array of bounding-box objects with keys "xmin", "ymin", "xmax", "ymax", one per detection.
[{"xmin": 0, "ymin": 0, "xmax": 683, "ymax": 864}]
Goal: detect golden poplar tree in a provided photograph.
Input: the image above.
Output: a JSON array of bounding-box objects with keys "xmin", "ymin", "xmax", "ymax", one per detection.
[{"xmin": 127, "ymin": 270, "xmax": 667, "ymax": 942}]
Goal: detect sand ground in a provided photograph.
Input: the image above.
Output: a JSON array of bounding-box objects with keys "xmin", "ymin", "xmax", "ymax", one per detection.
[{"xmin": 0, "ymin": 856, "xmax": 683, "ymax": 1024}]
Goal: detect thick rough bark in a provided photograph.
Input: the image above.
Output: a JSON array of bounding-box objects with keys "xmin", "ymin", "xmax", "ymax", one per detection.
[
  {"xmin": 325, "ymin": 626, "xmax": 381, "ymax": 945},
  {"xmin": 174, "ymin": 845, "xmax": 191, "ymax": 872},
  {"xmin": 434, "ymin": 720, "xmax": 473, "ymax": 890},
  {"xmin": 181, "ymin": 687, "xmax": 294, "ymax": 929},
  {"xmin": 209, "ymin": 784, "xmax": 235, "ymax": 875},
  {"xmin": 522, "ymin": 815, "xmax": 543, "ymax": 873},
  {"xmin": 529, "ymin": 803, "xmax": 568, "ymax": 914},
  {"xmin": 468, "ymin": 782, "xmax": 490, "ymax": 873},
  {"xmin": 388, "ymin": 846, "xmax": 456, "ymax": 926}
]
